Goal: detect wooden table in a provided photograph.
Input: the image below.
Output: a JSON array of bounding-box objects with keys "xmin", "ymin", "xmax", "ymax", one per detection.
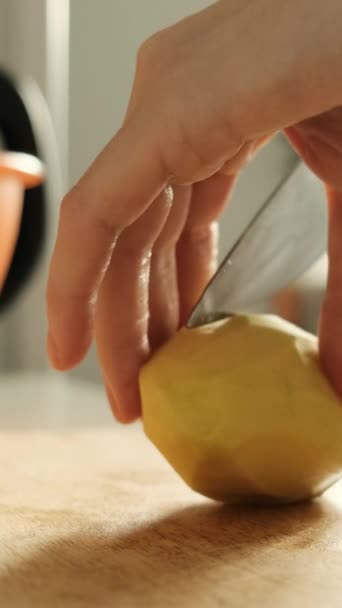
[{"xmin": 0, "ymin": 372, "xmax": 342, "ymax": 607}]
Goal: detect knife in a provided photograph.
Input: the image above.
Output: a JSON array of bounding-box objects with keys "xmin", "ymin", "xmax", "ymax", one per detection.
[{"xmin": 186, "ymin": 160, "xmax": 327, "ymax": 328}]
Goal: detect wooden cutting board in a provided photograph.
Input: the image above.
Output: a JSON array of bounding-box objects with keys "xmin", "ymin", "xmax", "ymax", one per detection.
[{"xmin": 0, "ymin": 375, "xmax": 342, "ymax": 607}]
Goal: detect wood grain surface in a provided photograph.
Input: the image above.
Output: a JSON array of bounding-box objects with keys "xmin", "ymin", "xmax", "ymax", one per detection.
[{"xmin": 0, "ymin": 375, "xmax": 342, "ymax": 607}]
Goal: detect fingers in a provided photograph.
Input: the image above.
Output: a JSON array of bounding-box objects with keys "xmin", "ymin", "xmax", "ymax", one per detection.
[
  {"xmin": 285, "ymin": 109, "xmax": 342, "ymax": 190},
  {"xmin": 95, "ymin": 189, "xmax": 172, "ymax": 423},
  {"xmin": 286, "ymin": 113, "xmax": 342, "ymax": 397},
  {"xmin": 220, "ymin": 135, "xmax": 273, "ymax": 175},
  {"xmin": 148, "ymin": 185, "xmax": 191, "ymax": 349},
  {"xmin": 177, "ymin": 173, "xmax": 237, "ymax": 324},
  {"xmin": 46, "ymin": 120, "xmax": 169, "ymax": 370},
  {"xmin": 319, "ymin": 186, "xmax": 342, "ymax": 397}
]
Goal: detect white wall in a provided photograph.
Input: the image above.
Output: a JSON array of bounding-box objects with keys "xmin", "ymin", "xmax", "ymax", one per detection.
[
  {"xmin": 1, "ymin": 0, "xmax": 47, "ymax": 88},
  {"xmin": 0, "ymin": 0, "xmax": 47, "ymax": 371},
  {"xmin": 0, "ymin": 2, "xmax": 9, "ymax": 368},
  {"xmin": 0, "ymin": 2, "xmax": 9, "ymax": 64},
  {"xmin": 0, "ymin": 0, "xmax": 63, "ymax": 371},
  {"xmin": 68, "ymin": 0, "xmax": 212, "ymax": 185}
]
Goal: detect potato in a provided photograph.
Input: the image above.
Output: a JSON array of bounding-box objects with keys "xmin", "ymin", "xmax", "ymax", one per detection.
[{"xmin": 140, "ymin": 315, "xmax": 342, "ymax": 504}]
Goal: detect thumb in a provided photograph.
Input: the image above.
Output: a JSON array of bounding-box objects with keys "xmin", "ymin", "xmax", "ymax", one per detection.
[{"xmin": 319, "ymin": 186, "xmax": 342, "ymax": 397}]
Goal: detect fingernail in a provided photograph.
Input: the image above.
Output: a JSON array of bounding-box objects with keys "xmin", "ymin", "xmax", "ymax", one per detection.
[
  {"xmin": 47, "ymin": 332, "xmax": 61, "ymax": 368},
  {"xmin": 105, "ymin": 383, "xmax": 124, "ymax": 422}
]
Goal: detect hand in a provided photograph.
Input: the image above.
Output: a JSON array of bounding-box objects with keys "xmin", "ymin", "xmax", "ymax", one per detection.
[
  {"xmin": 46, "ymin": 0, "xmax": 342, "ymax": 422},
  {"xmin": 284, "ymin": 109, "xmax": 342, "ymax": 395}
]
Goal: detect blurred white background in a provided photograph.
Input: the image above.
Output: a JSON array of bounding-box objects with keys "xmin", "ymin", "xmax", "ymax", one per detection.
[{"xmin": 0, "ymin": 0, "xmax": 326, "ymax": 385}]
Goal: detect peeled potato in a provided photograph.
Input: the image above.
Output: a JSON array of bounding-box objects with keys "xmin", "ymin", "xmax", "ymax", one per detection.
[{"xmin": 140, "ymin": 314, "xmax": 342, "ymax": 504}]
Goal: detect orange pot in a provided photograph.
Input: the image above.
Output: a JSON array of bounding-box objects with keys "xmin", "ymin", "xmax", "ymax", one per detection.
[{"xmin": 0, "ymin": 152, "xmax": 44, "ymax": 291}]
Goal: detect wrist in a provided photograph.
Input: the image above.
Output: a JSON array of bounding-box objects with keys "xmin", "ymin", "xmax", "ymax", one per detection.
[{"xmin": 221, "ymin": 0, "xmax": 342, "ymax": 138}]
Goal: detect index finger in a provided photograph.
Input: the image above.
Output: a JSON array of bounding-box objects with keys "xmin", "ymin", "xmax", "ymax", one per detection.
[{"xmin": 47, "ymin": 119, "xmax": 168, "ymax": 369}]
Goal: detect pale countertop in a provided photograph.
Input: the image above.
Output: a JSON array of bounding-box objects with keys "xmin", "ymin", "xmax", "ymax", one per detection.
[{"xmin": 0, "ymin": 371, "xmax": 342, "ymax": 607}]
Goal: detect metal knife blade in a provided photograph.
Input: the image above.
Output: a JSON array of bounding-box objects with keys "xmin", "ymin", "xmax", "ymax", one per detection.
[{"xmin": 186, "ymin": 161, "xmax": 327, "ymax": 328}]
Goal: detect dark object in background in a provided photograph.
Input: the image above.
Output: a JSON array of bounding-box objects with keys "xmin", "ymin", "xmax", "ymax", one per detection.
[{"xmin": 0, "ymin": 70, "xmax": 46, "ymax": 312}]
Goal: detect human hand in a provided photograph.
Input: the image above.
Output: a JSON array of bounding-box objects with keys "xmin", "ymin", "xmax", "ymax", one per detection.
[
  {"xmin": 46, "ymin": 0, "xmax": 342, "ymax": 422},
  {"xmin": 284, "ymin": 109, "xmax": 342, "ymax": 394}
]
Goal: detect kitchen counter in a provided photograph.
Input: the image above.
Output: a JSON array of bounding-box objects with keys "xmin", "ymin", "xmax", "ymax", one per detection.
[{"xmin": 0, "ymin": 372, "xmax": 341, "ymax": 607}]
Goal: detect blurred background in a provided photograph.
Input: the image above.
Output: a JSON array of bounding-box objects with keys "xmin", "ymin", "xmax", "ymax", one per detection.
[{"xmin": 0, "ymin": 0, "xmax": 328, "ymax": 393}]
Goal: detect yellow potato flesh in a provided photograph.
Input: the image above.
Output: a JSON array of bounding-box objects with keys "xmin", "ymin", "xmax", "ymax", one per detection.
[{"xmin": 140, "ymin": 314, "xmax": 342, "ymax": 504}]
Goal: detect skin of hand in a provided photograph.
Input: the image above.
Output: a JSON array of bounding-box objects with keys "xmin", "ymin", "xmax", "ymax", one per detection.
[{"xmin": 46, "ymin": 0, "xmax": 342, "ymax": 423}]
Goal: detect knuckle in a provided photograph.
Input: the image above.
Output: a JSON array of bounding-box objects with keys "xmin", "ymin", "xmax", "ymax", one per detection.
[
  {"xmin": 178, "ymin": 126, "xmax": 212, "ymax": 174},
  {"xmin": 59, "ymin": 186, "xmax": 83, "ymax": 225},
  {"xmin": 137, "ymin": 32, "xmax": 163, "ymax": 67},
  {"xmin": 117, "ymin": 233, "xmax": 152, "ymax": 261},
  {"xmin": 161, "ymin": 109, "xmax": 244, "ymax": 184},
  {"xmin": 182, "ymin": 221, "xmax": 218, "ymax": 247},
  {"xmin": 161, "ymin": 126, "xmax": 210, "ymax": 184},
  {"xmin": 154, "ymin": 200, "xmax": 189, "ymax": 252},
  {"xmin": 60, "ymin": 186, "xmax": 117, "ymax": 248}
]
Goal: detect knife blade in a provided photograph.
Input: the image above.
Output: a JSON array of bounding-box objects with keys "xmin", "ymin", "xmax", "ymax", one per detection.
[{"xmin": 186, "ymin": 161, "xmax": 327, "ymax": 328}]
